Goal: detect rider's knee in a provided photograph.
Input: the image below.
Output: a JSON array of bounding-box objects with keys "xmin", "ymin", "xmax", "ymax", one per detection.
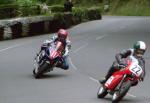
[{"xmin": 62, "ymin": 65, "xmax": 69, "ymax": 70}]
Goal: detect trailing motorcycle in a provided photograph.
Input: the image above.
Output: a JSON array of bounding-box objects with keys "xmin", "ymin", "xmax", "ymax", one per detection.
[
  {"xmin": 33, "ymin": 41, "xmax": 64, "ymax": 79},
  {"xmin": 97, "ymin": 56, "xmax": 144, "ymax": 103}
]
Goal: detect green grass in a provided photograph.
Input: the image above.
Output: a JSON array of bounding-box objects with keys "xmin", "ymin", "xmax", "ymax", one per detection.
[
  {"xmin": 45, "ymin": 0, "xmax": 150, "ymax": 16},
  {"xmin": 110, "ymin": 0, "xmax": 150, "ymax": 16}
]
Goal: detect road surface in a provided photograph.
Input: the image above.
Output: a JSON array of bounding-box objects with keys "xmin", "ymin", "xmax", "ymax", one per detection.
[{"xmin": 0, "ymin": 16, "xmax": 150, "ymax": 103}]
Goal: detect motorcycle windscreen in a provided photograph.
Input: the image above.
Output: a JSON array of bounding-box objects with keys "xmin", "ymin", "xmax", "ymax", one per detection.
[
  {"xmin": 105, "ymin": 75, "xmax": 123, "ymax": 91},
  {"xmin": 49, "ymin": 49, "xmax": 59, "ymax": 59}
]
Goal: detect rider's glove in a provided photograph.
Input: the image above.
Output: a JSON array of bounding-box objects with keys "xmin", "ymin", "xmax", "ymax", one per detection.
[{"xmin": 119, "ymin": 60, "xmax": 127, "ymax": 68}]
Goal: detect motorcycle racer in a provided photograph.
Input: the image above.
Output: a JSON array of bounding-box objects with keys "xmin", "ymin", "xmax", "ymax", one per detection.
[
  {"xmin": 100, "ymin": 41, "xmax": 146, "ymax": 85},
  {"xmin": 41, "ymin": 29, "xmax": 71, "ymax": 70}
]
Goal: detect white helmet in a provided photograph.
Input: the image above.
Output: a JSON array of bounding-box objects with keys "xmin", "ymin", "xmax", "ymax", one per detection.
[{"xmin": 133, "ymin": 41, "xmax": 146, "ymax": 56}]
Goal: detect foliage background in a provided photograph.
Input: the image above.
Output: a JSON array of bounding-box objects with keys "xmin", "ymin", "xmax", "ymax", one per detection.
[{"xmin": 0, "ymin": 0, "xmax": 150, "ymax": 19}]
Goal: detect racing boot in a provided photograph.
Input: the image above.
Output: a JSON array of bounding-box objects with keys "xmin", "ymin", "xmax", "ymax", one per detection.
[
  {"xmin": 99, "ymin": 66, "xmax": 116, "ymax": 84},
  {"xmin": 99, "ymin": 75, "xmax": 110, "ymax": 84}
]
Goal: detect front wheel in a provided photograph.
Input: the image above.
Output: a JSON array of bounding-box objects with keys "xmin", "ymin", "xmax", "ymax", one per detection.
[
  {"xmin": 33, "ymin": 62, "xmax": 49, "ymax": 79},
  {"xmin": 97, "ymin": 85, "xmax": 108, "ymax": 98},
  {"xmin": 112, "ymin": 80, "xmax": 132, "ymax": 103}
]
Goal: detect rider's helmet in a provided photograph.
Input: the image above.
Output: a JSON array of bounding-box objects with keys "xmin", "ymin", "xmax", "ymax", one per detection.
[
  {"xmin": 57, "ymin": 29, "xmax": 68, "ymax": 41},
  {"xmin": 133, "ymin": 41, "xmax": 146, "ymax": 57}
]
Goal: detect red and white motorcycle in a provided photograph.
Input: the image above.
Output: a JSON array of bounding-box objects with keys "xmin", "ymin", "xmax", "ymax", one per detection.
[
  {"xmin": 33, "ymin": 41, "xmax": 64, "ymax": 79},
  {"xmin": 97, "ymin": 56, "xmax": 144, "ymax": 103}
]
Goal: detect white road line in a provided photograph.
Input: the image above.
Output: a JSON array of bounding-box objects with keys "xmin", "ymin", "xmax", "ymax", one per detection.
[
  {"xmin": 0, "ymin": 44, "xmax": 21, "ymax": 52},
  {"xmin": 0, "ymin": 41, "xmax": 34, "ymax": 53},
  {"xmin": 68, "ymin": 57, "xmax": 78, "ymax": 70},
  {"xmin": 70, "ymin": 43, "xmax": 89, "ymax": 70},
  {"xmin": 73, "ymin": 43, "xmax": 88, "ymax": 53},
  {"xmin": 127, "ymin": 93, "xmax": 136, "ymax": 98},
  {"xmin": 89, "ymin": 77, "xmax": 99, "ymax": 83},
  {"xmin": 96, "ymin": 34, "xmax": 108, "ymax": 40}
]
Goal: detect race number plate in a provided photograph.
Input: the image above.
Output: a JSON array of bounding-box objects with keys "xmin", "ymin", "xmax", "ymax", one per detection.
[{"xmin": 129, "ymin": 64, "xmax": 143, "ymax": 77}]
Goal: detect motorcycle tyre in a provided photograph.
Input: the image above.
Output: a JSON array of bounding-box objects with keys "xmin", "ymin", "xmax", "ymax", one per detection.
[
  {"xmin": 97, "ymin": 85, "xmax": 108, "ymax": 98},
  {"xmin": 112, "ymin": 80, "xmax": 132, "ymax": 103},
  {"xmin": 33, "ymin": 62, "xmax": 49, "ymax": 79}
]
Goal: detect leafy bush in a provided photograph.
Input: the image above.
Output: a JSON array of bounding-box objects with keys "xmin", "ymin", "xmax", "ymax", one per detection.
[
  {"xmin": 16, "ymin": 0, "xmax": 40, "ymax": 16},
  {"xmin": 49, "ymin": 5, "xmax": 64, "ymax": 13},
  {"xmin": 87, "ymin": 7, "xmax": 102, "ymax": 20},
  {"xmin": 46, "ymin": 0, "xmax": 65, "ymax": 5},
  {"xmin": 46, "ymin": 0, "xmax": 101, "ymax": 7},
  {"xmin": 0, "ymin": 0, "xmax": 15, "ymax": 5},
  {"xmin": 72, "ymin": 7, "xmax": 89, "ymax": 22},
  {"xmin": 0, "ymin": 4, "xmax": 18, "ymax": 19}
]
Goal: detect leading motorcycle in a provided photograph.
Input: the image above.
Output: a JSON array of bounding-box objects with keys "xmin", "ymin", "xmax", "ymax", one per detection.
[
  {"xmin": 97, "ymin": 56, "xmax": 144, "ymax": 103},
  {"xmin": 33, "ymin": 41, "xmax": 64, "ymax": 79}
]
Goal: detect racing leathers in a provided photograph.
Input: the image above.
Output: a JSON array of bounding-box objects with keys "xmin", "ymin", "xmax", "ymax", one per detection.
[
  {"xmin": 101, "ymin": 49, "xmax": 145, "ymax": 85},
  {"xmin": 41, "ymin": 34, "xmax": 71, "ymax": 70}
]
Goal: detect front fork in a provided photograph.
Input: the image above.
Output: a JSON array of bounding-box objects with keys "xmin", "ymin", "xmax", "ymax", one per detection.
[
  {"xmin": 34, "ymin": 50, "xmax": 47, "ymax": 69},
  {"xmin": 115, "ymin": 74, "xmax": 127, "ymax": 91}
]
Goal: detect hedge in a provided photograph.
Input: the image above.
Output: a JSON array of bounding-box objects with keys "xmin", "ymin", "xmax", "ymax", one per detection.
[
  {"xmin": 49, "ymin": 5, "xmax": 64, "ymax": 13},
  {"xmin": 0, "ymin": 4, "xmax": 40, "ymax": 19},
  {"xmin": 87, "ymin": 7, "xmax": 102, "ymax": 20},
  {"xmin": 0, "ymin": 4, "xmax": 18, "ymax": 19},
  {"xmin": 0, "ymin": 7, "xmax": 102, "ymax": 40}
]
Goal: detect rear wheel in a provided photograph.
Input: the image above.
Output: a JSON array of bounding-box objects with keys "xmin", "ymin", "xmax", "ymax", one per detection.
[
  {"xmin": 112, "ymin": 80, "xmax": 132, "ymax": 103},
  {"xmin": 97, "ymin": 85, "xmax": 108, "ymax": 98}
]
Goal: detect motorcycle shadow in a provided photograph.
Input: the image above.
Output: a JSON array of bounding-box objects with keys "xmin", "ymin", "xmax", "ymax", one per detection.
[
  {"xmin": 32, "ymin": 73, "xmax": 68, "ymax": 79},
  {"xmin": 100, "ymin": 96, "xmax": 141, "ymax": 103},
  {"xmin": 42, "ymin": 73, "xmax": 68, "ymax": 79}
]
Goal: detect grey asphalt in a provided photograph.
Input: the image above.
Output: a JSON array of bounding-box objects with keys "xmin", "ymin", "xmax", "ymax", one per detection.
[{"xmin": 0, "ymin": 16, "xmax": 150, "ymax": 103}]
